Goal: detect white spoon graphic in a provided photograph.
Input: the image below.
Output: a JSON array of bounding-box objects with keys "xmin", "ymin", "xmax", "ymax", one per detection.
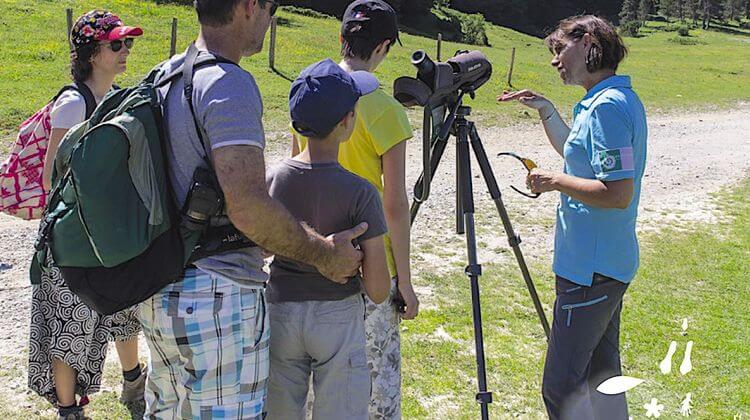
[
  {"xmin": 659, "ymin": 341, "xmax": 678, "ymax": 375},
  {"xmin": 680, "ymin": 340, "xmax": 694, "ymax": 375}
]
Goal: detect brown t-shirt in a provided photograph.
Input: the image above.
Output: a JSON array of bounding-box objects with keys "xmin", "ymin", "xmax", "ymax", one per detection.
[{"xmin": 266, "ymin": 159, "xmax": 388, "ymax": 302}]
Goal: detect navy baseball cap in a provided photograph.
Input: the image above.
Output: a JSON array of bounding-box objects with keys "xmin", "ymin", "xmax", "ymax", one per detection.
[
  {"xmin": 342, "ymin": 0, "xmax": 402, "ymax": 46},
  {"xmin": 289, "ymin": 59, "xmax": 379, "ymax": 138}
]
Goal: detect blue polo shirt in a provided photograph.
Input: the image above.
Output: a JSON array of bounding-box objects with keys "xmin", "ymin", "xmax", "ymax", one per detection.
[{"xmin": 553, "ymin": 75, "xmax": 648, "ymax": 286}]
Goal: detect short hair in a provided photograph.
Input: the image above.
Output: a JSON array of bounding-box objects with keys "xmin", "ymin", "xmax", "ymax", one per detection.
[
  {"xmin": 545, "ymin": 15, "xmax": 628, "ymax": 72},
  {"xmin": 71, "ymin": 42, "xmax": 101, "ymax": 83},
  {"xmin": 194, "ymin": 0, "xmax": 245, "ymax": 27},
  {"xmin": 340, "ymin": 35, "xmax": 393, "ymax": 61}
]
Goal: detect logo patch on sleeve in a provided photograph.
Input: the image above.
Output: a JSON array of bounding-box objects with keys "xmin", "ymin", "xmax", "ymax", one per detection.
[{"xmin": 596, "ymin": 148, "xmax": 634, "ymax": 173}]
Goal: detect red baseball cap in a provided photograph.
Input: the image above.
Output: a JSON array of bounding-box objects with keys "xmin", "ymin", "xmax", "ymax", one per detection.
[
  {"xmin": 95, "ymin": 25, "xmax": 144, "ymax": 42},
  {"xmin": 71, "ymin": 10, "xmax": 143, "ymax": 49}
]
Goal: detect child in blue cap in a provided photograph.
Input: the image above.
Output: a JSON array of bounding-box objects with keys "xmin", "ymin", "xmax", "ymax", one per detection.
[{"xmin": 265, "ymin": 59, "xmax": 390, "ymax": 419}]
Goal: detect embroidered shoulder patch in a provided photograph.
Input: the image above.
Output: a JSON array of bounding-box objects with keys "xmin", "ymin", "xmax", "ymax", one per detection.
[{"xmin": 596, "ymin": 147, "xmax": 634, "ymax": 173}]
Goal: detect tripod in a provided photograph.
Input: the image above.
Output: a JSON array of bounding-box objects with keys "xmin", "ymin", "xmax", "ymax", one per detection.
[{"xmin": 410, "ymin": 94, "xmax": 551, "ymax": 419}]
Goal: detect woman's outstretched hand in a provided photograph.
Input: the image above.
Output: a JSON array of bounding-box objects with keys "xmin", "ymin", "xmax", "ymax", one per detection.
[{"xmin": 498, "ymin": 89, "xmax": 554, "ymax": 115}]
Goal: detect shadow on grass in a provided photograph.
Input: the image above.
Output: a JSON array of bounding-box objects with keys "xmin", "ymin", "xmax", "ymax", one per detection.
[{"xmin": 706, "ymin": 21, "xmax": 750, "ymax": 36}]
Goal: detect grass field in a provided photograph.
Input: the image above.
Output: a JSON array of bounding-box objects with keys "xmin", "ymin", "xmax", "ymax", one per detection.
[{"xmin": 1, "ymin": 0, "xmax": 749, "ymax": 144}]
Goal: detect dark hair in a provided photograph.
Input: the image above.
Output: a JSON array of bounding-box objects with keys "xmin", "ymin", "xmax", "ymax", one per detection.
[
  {"xmin": 545, "ymin": 15, "xmax": 627, "ymax": 72},
  {"xmin": 71, "ymin": 42, "xmax": 101, "ymax": 83},
  {"xmin": 194, "ymin": 0, "xmax": 245, "ymax": 26},
  {"xmin": 340, "ymin": 35, "xmax": 393, "ymax": 61}
]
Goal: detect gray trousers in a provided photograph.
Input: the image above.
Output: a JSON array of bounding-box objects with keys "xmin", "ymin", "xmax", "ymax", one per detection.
[
  {"xmin": 542, "ymin": 274, "xmax": 630, "ymax": 420},
  {"xmin": 266, "ymin": 294, "xmax": 369, "ymax": 420}
]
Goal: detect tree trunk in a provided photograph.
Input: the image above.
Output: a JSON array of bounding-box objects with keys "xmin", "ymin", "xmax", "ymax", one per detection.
[{"xmin": 702, "ymin": 0, "xmax": 710, "ymax": 28}]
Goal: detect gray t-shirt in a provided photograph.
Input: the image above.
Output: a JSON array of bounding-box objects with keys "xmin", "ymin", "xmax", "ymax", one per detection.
[
  {"xmin": 157, "ymin": 51, "xmax": 267, "ymax": 287},
  {"xmin": 266, "ymin": 159, "xmax": 388, "ymax": 302}
]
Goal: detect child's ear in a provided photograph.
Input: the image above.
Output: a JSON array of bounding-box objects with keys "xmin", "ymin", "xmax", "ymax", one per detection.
[
  {"xmin": 376, "ymin": 39, "xmax": 391, "ymax": 54},
  {"xmin": 341, "ymin": 109, "xmax": 356, "ymax": 128}
]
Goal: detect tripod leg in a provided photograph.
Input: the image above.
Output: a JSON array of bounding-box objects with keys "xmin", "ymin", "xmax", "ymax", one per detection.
[
  {"xmin": 456, "ymin": 141, "xmax": 465, "ymax": 234},
  {"xmin": 468, "ymin": 123, "xmax": 551, "ymax": 339},
  {"xmin": 456, "ymin": 119, "xmax": 492, "ymax": 420}
]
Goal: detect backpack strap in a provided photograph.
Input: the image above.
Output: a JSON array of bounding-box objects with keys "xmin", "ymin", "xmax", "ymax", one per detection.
[
  {"xmin": 153, "ymin": 44, "xmax": 236, "ymax": 168},
  {"xmin": 183, "ymin": 43, "xmax": 238, "ymax": 168},
  {"xmin": 50, "ymin": 83, "xmax": 97, "ymax": 119},
  {"xmin": 183, "ymin": 44, "xmax": 211, "ymax": 167},
  {"xmin": 73, "ymin": 82, "xmax": 97, "ymax": 119}
]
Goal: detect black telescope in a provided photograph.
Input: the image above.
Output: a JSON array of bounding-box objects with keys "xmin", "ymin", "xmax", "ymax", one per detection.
[{"xmin": 394, "ymin": 50, "xmax": 492, "ymax": 108}]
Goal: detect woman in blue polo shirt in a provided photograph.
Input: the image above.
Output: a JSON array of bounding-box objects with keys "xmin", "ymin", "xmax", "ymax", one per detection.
[{"xmin": 500, "ymin": 15, "xmax": 647, "ymax": 420}]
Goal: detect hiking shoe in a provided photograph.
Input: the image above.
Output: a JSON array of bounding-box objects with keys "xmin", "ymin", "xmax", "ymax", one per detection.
[
  {"xmin": 57, "ymin": 406, "xmax": 90, "ymax": 420},
  {"xmin": 120, "ymin": 366, "xmax": 146, "ymax": 403}
]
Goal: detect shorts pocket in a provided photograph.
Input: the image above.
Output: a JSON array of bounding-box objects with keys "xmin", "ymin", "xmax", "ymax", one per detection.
[
  {"xmin": 163, "ymin": 291, "xmax": 223, "ymax": 318},
  {"xmin": 347, "ymin": 348, "xmax": 370, "ymax": 416},
  {"xmin": 315, "ymin": 296, "xmax": 359, "ymax": 324},
  {"xmin": 241, "ymin": 289, "xmax": 265, "ymax": 351},
  {"xmin": 560, "ymin": 295, "xmax": 608, "ymax": 327}
]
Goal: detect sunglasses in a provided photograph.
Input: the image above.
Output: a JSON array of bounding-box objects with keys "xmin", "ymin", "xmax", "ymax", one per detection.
[
  {"xmin": 108, "ymin": 38, "xmax": 135, "ymax": 52},
  {"xmin": 261, "ymin": 0, "xmax": 280, "ymax": 17}
]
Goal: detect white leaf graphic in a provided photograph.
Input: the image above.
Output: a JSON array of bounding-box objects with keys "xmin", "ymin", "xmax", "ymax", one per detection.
[{"xmin": 596, "ymin": 376, "xmax": 645, "ymax": 395}]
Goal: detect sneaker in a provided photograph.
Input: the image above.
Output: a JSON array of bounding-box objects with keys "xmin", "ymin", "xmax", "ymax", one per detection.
[
  {"xmin": 120, "ymin": 365, "xmax": 146, "ymax": 403},
  {"xmin": 57, "ymin": 406, "xmax": 90, "ymax": 420}
]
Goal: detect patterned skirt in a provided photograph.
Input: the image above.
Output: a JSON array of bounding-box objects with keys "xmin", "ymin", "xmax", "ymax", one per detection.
[{"xmin": 27, "ymin": 253, "xmax": 141, "ymax": 406}]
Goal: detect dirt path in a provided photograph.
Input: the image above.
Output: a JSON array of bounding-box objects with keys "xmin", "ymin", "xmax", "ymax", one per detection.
[{"xmin": 1, "ymin": 105, "xmax": 749, "ymax": 413}]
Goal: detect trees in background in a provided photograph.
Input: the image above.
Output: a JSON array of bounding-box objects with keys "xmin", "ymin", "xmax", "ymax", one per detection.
[
  {"xmin": 620, "ymin": 0, "xmax": 641, "ymax": 34},
  {"xmin": 276, "ymin": 0, "xmax": 750, "ymax": 35},
  {"xmin": 618, "ymin": 0, "xmax": 748, "ymax": 31},
  {"xmin": 639, "ymin": 0, "xmax": 655, "ymax": 23},
  {"xmin": 722, "ymin": 0, "xmax": 748, "ymax": 21}
]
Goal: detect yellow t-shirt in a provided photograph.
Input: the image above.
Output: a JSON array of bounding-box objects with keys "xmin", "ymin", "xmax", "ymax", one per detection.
[{"xmin": 295, "ymin": 86, "xmax": 412, "ymax": 276}]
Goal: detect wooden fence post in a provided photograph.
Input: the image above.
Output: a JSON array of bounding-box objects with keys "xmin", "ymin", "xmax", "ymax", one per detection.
[
  {"xmin": 170, "ymin": 18, "xmax": 178, "ymax": 57},
  {"xmin": 66, "ymin": 8, "xmax": 74, "ymax": 50},
  {"xmin": 269, "ymin": 17, "xmax": 277, "ymax": 69},
  {"xmin": 436, "ymin": 32, "xmax": 442, "ymax": 61},
  {"xmin": 506, "ymin": 47, "xmax": 516, "ymax": 88}
]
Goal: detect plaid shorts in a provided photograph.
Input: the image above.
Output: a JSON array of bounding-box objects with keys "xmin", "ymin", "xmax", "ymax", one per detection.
[{"xmin": 139, "ymin": 268, "xmax": 269, "ymax": 419}]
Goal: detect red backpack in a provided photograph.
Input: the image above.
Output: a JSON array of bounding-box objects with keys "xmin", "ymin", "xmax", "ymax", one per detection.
[{"xmin": 0, "ymin": 84, "xmax": 95, "ymax": 220}]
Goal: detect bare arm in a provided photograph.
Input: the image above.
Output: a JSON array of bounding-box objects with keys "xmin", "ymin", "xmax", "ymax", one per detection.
[
  {"xmin": 382, "ymin": 141, "xmax": 419, "ymax": 319},
  {"xmin": 538, "ymin": 106, "xmax": 570, "ymax": 157},
  {"xmin": 213, "ymin": 145, "xmax": 365, "ymax": 282},
  {"xmin": 360, "ymin": 235, "xmax": 390, "ymax": 304},
  {"xmin": 498, "ymin": 90, "xmax": 570, "ymax": 157},
  {"xmin": 528, "ymin": 168, "xmax": 634, "ymax": 209},
  {"xmin": 42, "ymin": 128, "xmax": 69, "ymax": 191}
]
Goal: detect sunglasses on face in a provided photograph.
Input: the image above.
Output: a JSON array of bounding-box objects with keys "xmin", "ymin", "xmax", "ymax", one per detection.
[
  {"xmin": 261, "ymin": 0, "xmax": 280, "ymax": 17},
  {"xmin": 108, "ymin": 38, "xmax": 134, "ymax": 52}
]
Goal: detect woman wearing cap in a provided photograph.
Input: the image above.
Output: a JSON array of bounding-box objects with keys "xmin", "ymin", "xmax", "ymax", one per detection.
[
  {"xmin": 499, "ymin": 15, "xmax": 647, "ymax": 420},
  {"xmin": 29, "ymin": 10, "xmax": 145, "ymax": 420}
]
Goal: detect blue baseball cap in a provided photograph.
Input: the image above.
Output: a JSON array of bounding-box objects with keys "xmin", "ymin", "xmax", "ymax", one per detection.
[{"xmin": 289, "ymin": 58, "xmax": 379, "ymax": 138}]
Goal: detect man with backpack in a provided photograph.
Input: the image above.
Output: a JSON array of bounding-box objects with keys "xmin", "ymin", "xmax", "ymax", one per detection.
[{"xmin": 140, "ymin": 0, "xmax": 367, "ymax": 417}]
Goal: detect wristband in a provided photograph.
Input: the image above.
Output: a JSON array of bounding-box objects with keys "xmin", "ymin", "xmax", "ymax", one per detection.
[{"xmin": 541, "ymin": 109, "xmax": 556, "ymax": 122}]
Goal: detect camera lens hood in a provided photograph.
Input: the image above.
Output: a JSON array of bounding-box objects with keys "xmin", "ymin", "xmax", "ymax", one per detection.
[{"xmin": 393, "ymin": 76, "xmax": 432, "ymax": 107}]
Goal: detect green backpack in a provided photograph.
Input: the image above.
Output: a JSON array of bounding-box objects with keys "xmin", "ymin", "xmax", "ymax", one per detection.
[{"xmin": 31, "ymin": 45, "xmax": 252, "ymax": 315}]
